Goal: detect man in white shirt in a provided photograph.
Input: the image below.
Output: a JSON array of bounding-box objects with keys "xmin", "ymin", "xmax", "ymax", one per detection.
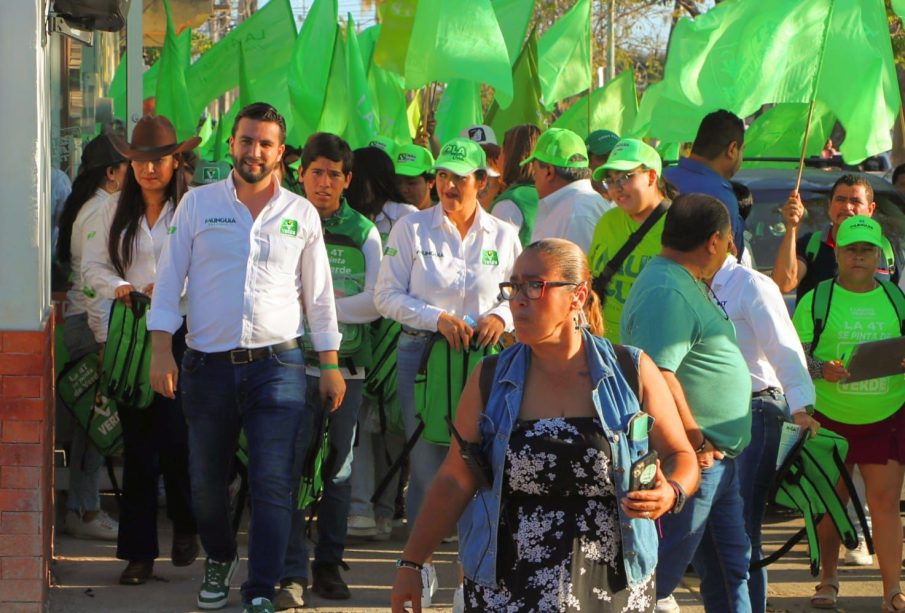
[
  {"xmin": 523, "ymin": 127, "xmax": 613, "ymax": 253},
  {"xmin": 147, "ymin": 103, "xmax": 345, "ymax": 613},
  {"xmin": 709, "ymin": 253, "xmax": 818, "ymax": 613}
]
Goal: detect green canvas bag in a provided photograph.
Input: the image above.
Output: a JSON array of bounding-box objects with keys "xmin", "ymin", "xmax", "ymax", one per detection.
[
  {"xmin": 100, "ymin": 293, "xmax": 154, "ymax": 409},
  {"xmin": 57, "ymin": 352, "xmax": 124, "ymax": 456}
]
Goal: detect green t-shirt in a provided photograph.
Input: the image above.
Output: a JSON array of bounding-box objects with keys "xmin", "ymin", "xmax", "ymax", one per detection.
[
  {"xmin": 622, "ymin": 257, "xmax": 752, "ymax": 457},
  {"xmin": 588, "ymin": 205, "xmax": 666, "ymax": 343},
  {"xmin": 792, "ymin": 283, "xmax": 905, "ymax": 425}
]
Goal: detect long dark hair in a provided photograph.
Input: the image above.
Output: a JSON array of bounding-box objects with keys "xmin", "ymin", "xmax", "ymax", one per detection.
[
  {"xmin": 346, "ymin": 147, "xmax": 405, "ymax": 220},
  {"xmin": 56, "ymin": 167, "xmax": 110, "ymax": 265},
  {"xmin": 108, "ymin": 156, "xmax": 185, "ymax": 278}
]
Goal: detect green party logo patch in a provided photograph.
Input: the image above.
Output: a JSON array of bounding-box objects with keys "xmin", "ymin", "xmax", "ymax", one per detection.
[
  {"xmin": 167, "ymin": 225, "xmax": 177, "ymax": 235},
  {"xmin": 86, "ymin": 230, "xmax": 96, "ymax": 240},
  {"xmin": 384, "ymin": 246, "xmax": 398, "ymax": 256},
  {"xmin": 481, "ymin": 249, "xmax": 499, "ymax": 266},
  {"xmin": 441, "ymin": 143, "xmax": 467, "ymax": 161},
  {"xmin": 397, "ymin": 153, "xmax": 417, "ymax": 163},
  {"xmin": 280, "ymin": 218, "xmax": 299, "ymax": 237}
]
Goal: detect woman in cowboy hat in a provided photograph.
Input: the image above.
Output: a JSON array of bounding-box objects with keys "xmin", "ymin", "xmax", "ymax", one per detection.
[{"xmin": 82, "ymin": 115, "xmax": 200, "ymax": 585}]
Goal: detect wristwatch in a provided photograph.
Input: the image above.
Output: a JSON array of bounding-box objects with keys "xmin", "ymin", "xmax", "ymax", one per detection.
[
  {"xmin": 668, "ymin": 480, "xmax": 687, "ymax": 514},
  {"xmin": 693, "ymin": 436, "xmax": 708, "ymax": 454}
]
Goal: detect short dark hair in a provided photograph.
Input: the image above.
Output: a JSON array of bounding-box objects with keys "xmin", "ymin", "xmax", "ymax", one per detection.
[
  {"xmin": 731, "ymin": 181, "xmax": 753, "ymax": 221},
  {"xmin": 662, "ymin": 193, "xmax": 731, "ymax": 252},
  {"xmin": 232, "ymin": 102, "xmax": 287, "ymax": 144},
  {"xmin": 345, "ymin": 146, "xmax": 404, "ymax": 218},
  {"xmin": 690, "ymin": 110, "xmax": 744, "ymax": 160},
  {"xmin": 301, "ymin": 132, "xmax": 354, "ymax": 175},
  {"xmin": 829, "ymin": 173, "xmax": 874, "ymax": 204},
  {"xmin": 893, "ymin": 163, "xmax": 905, "ymax": 185}
]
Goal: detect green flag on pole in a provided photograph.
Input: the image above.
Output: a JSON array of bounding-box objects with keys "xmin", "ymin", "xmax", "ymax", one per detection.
[
  {"xmin": 289, "ymin": 0, "xmax": 338, "ymax": 143},
  {"xmin": 345, "ymin": 14, "xmax": 379, "ymax": 149},
  {"xmin": 485, "ymin": 31, "xmax": 547, "ymax": 136},
  {"xmin": 373, "ymin": 0, "xmax": 418, "ymax": 75},
  {"xmin": 186, "ymin": 0, "xmax": 296, "ymax": 117},
  {"xmin": 553, "ymin": 69, "xmax": 637, "ymax": 138},
  {"xmin": 155, "ymin": 0, "xmax": 196, "ymax": 141},
  {"xmin": 492, "ymin": 0, "xmax": 536, "ymax": 65},
  {"xmin": 358, "ymin": 24, "xmax": 381, "ymax": 70},
  {"xmin": 404, "ymin": 0, "xmax": 513, "ymax": 107},
  {"xmin": 742, "ymin": 102, "xmax": 835, "ymax": 168},
  {"xmin": 370, "ymin": 62, "xmax": 412, "ymax": 144},
  {"xmin": 317, "ymin": 24, "xmax": 349, "ymax": 138},
  {"xmin": 537, "ymin": 0, "xmax": 591, "ymax": 111},
  {"xmin": 435, "ymin": 80, "xmax": 483, "ymax": 144},
  {"xmin": 197, "ymin": 115, "xmax": 213, "ymax": 150},
  {"xmin": 213, "ymin": 102, "xmax": 239, "ymax": 162}
]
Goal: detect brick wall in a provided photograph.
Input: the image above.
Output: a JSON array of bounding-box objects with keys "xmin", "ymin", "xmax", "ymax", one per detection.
[{"xmin": 0, "ymin": 320, "xmax": 54, "ymax": 613}]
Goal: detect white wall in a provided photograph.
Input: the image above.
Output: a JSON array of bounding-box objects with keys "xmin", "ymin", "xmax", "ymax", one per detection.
[{"xmin": 0, "ymin": 1, "xmax": 52, "ymax": 330}]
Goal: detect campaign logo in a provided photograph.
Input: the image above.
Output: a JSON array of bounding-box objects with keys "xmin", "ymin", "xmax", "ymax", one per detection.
[
  {"xmin": 384, "ymin": 246, "xmax": 398, "ymax": 257},
  {"xmin": 397, "ymin": 153, "xmax": 417, "ymax": 163},
  {"xmin": 468, "ymin": 127, "xmax": 486, "ymax": 141},
  {"xmin": 167, "ymin": 225, "xmax": 177, "ymax": 235},
  {"xmin": 280, "ymin": 218, "xmax": 299, "ymax": 237},
  {"xmin": 442, "ymin": 143, "xmax": 467, "ymax": 161},
  {"xmin": 481, "ymin": 249, "xmax": 499, "ymax": 266},
  {"xmin": 203, "ymin": 167, "xmax": 221, "ymax": 182}
]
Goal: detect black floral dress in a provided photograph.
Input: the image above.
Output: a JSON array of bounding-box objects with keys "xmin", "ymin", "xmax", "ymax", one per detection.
[{"xmin": 464, "ymin": 417, "xmax": 655, "ymax": 612}]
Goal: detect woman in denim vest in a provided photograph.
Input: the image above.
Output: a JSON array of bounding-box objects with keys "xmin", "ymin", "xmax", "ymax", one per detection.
[{"xmin": 390, "ymin": 239, "xmax": 698, "ymax": 612}]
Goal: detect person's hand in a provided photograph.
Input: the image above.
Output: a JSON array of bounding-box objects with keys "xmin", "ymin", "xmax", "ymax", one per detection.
[
  {"xmin": 319, "ymin": 369, "xmax": 346, "ymax": 412},
  {"xmin": 792, "ymin": 410, "xmax": 820, "ymax": 438},
  {"xmin": 621, "ymin": 463, "xmax": 677, "ymax": 521},
  {"xmin": 150, "ymin": 349, "xmax": 178, "ymax": 399},
  {"xmin": 473, "ymin": 315, "xmax": 505, "ymax": 349},
  {"xmin": 696, "ymin": 439, "xmax": 724, "ymax": 469},
  {"xmin": 437, "ymin": 313, "xmax": 473, "ymax": 351},
  {"xmin": 822, "ymin": 360, "xmax": 849, "ymax": 382},
  {"xmin": 114, "ymin": 284, "xmax": 137, "ymax": 306},
  {"xmin": 390, "ymin": 568, "xmax": 423, "ymax": 612},
  {"xmin": 781, "ymin": 191, "xmax": 805, "ymax": 230}
]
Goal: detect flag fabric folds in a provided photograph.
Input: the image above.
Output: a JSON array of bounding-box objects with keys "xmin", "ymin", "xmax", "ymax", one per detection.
[
  {"xmin": 289, "ymin": 0, "xmax": 338, "ymax": 142},
  {"xmin": 373, "ymin": 0, "xmax": 418, "ymax": 75},
  {"xmin": 492, "ymin": 0, "xmax": 536, "ymax": 65},
  {"xmin": 435, "ymin": 80, "xmax": 483, "ymax": 145},
  {"xmin": 537, "ymin": 0, "xmax": 591, "ymax": 111},
  {"xmin": 553, "ymin": 69, "xmax": 637, "ymax": 138},
  {"xmin": 742, "ymin": 102, "xmax": 835, "ymax": 168},
  {"xmin": 155, "ymin": 0, "xmax": 196, "ymax": 141},
  {"xmin": 345, "ymin": 14, "xmax": 379, "ymax": 149},
  {"xmin": 485, "ymin": 31, "xmax": 547, "ymax": 137}
]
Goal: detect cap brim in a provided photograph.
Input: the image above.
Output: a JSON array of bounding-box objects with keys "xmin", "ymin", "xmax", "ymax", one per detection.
[
  {"xmin": 600, "ymin": 159, "xmax": 642, "ymax": 172},
  {"xmin": 395, "ymin": 165, "xmax": 429, "ymax": 177},
  {"xmin": 486, "ymin": 168, "xmax": 500, "ymax": 178},
  {"xmin": 108, "ymin": 134, "xmax": 202, "ymax": 162},
  {"xmin": 518, "ymin": 155, "xmax": 536, "ymax": 167},
  {"xmin": 432, "ymin": 162, "xmax": 479, "ymax": 176},
  {"xmin": 836, "ymin": 234, "xmax": 883, "ymax": 249}
]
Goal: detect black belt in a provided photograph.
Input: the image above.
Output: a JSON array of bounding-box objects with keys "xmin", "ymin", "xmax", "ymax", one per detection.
[
  {"xmin": 752, "ymin": 387, "xmax": 782, "ymax": 399},
  {"xmin": 201, "ymin": 338, "xmax": 301, "ymax": 365}
]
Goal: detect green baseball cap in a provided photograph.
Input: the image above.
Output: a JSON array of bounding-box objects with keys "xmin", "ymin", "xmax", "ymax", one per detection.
[
  {"xmin": 367, "ymin": 135, "xmax": 397, "ymax": 157},
  {"xmin": 394, "ymin": 144, "xmax": 435, "ymax": 177},
  {"xmin": 192, "ymin": 160, "xmax": 232, "ymax": 186},
  {"xmin": 593, "ymin": 138, "xmax": 662, "ymax": 181},
  {"xmin": 586, "ymin": 129, "xmax": 620, "ymax": 156},
  {"xmin": 520, "ymin": 128, "xmax": 589, "ymax": 169},
  {"xmin": 433, "ymin": 138, "xmax": 487, "ymax": 176},
  {"xmin": 836, "ymin": 215, "xmax": 884, "ymax": 248}
]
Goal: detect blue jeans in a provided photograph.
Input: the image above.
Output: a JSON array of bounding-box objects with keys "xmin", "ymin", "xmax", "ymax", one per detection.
[
  {"xmin": 656, "ymin": 457, "xmax": 752, "ymax": 612},
  {"xmin": 181, "ymin": 347, "xmax": 310, "ymax": 604},
  {"xmin": 736, "ymin": 392, "xmax": 786, "ymax": 613},
  {"xmin": 397, "ymin": 332, "xmax": 449, "ymax": 526},
  {"xmin": 283, "ymin": 377, "xmax": 364, "ymax": 579}
]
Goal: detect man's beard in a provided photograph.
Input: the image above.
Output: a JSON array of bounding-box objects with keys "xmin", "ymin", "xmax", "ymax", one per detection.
[{"xmin": 234, "ymin": 156, "xmax": 276, "ymax": 184}]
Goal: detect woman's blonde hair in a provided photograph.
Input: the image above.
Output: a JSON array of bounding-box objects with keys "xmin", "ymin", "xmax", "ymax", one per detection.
[{"xmin": 523, "ymin": 238, "xmax": 604, "ymax": 337}]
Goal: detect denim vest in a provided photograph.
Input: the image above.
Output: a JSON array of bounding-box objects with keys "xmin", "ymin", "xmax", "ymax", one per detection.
[{"xmin": 457, "ymin": 331, "xmax": 658, "ymax": 588}]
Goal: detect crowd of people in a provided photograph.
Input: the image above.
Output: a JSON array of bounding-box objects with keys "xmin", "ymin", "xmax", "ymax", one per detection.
[{"xmin": 52, "ymin": 101, "xmax": 905, "ymax": 613}]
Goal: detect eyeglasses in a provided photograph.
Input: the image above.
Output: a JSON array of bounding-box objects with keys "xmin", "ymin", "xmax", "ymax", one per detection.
[
  {"xmin": 604, "ymin": 170, "xmax": 645, "ymax": 189},
  {"xmin": 498, "ymin": 280, "xmax": 579, "ymax": 301}
]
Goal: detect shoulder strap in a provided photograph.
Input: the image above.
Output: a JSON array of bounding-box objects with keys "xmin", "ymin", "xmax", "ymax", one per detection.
[
  {"xmin": 878, "ymin": 279, "xmax": 905, "ymax": 334},
  {"xmin": 592, "ymin": 202, "xmax": 667, "ymax": 298},
  {"xmin": 804, "ymin": 231, "xmax": 823, "ymax": 264},
  {"xmin": 613, "ymin": 344, "xmax": 640, "ymax": 403},
  {"xmin": 881, "ymin": 236, "xmax": 896, "ymax": 272},
  {"xmin": 479, "ymin": 354, "xmax": 500, "ymax": 408},
  {"xmin": 809, "ymin": 278, "xmax": 835, "ymax": 357}
]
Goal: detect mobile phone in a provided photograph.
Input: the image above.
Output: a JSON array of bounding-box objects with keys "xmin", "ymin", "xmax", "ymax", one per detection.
[
  {"xmin": 629, "ymin": 450, "xmax": 659, "ymax": 491},
  {"xmin": 445, "ymin": 416, "xmax": 493, "ymax": 489}
]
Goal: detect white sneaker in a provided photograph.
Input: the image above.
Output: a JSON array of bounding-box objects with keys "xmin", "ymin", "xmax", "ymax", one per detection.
[
  {"xmin": 346, "ymin": 515, "xmax": 378, "ymax": 538},
  {"xmin": 844, "ymin": 537, "xmax": 873, "ymax": 566},
  {"xmin": 64, "ymin": 510, "xmax": 118, "ymax": 541},
  {"xmin": 404, "ymin": 563, "xmax": 439, "ymax": 609},
  {"xmin": 656, "ymin": 594, "xmax": 680, "ymax": 613},
  {"xmin": 373, "ymin": 517, "xmax": 392, "ymax": 541},
  {"xmin": 452, "ymin": 583, "xmax": 465, "ymax": 613}
]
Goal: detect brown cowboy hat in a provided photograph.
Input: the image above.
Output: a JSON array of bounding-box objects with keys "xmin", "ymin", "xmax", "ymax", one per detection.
[{"xmin": 108, "ymin": 115, "xmax": 201, "ymax": 162}]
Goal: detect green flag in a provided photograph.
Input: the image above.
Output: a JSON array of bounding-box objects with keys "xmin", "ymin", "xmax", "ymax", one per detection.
[
  {"xmin": 317, "ymin": 24, "xmax": 349, "ymax": 138},
  {"xmin": 485, "ymin": 31, "xmax": 547, "ymax": 137},
  {"xmin": 358, "ymin": 24, "xmax": 381, "ymax": 70},
  {"xmin": 742, "ymin": 102, "xmax": 835, "ymax": 168},
  {"xmin": 648, "ymin": 0, "xmax": 833, "ymax": 143},
  {"xmin": 197, "ymin": 115, "xmax": 213, "ymax": 150},
  {"xmin": 553, "ymin": 69, "xmax": 637, "ymax": 138},
  {"xmin": 345, "ymin": 14, "xmax": 378, "ymax": 149},
  {"xmin": 235, "ymin": 41, "xmax": 295, "ymax": 141},
  {"xmin": 373, "ymin": 0, "xmax": 418, "ymax": 75},
  {"xmin": 370, "ymin": 62, "xmax": 412, "ymax": 144},
  {"xmin": 628, "ymin": 81, "xmax": 661, "ymax": 138},
  {"xmin": 435, "ymin": 80, "xmax": 483, "ymax": 144},
  {"xmin": 893, "ymin": 0, "xmax": 905, "ymax": 24},
  {"xmin": 404, "ymin": 1, "xmax": 513, "ymax": 107},
  {"xmin": 492, "ymin": 0, "xmax": 536, "ymax": 65},
  {"xmin": 537, "ymin": 0, "xmax": 591, "ymax": 110},
  {"xmin": 289, "ymin": 0, "xmax": 337, "ymax": 143},
  {"xmin": 186, "ymin": 0, "xmax": 296, "ymax": 117},
  {"xmin": 155, "ymin": 0, "xmax": 196, "ymax": 141}
]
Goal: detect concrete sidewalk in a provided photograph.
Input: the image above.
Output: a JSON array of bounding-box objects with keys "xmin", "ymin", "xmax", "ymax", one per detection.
[{"xmin": 49, "ymin": 505, "xmax": 892, "ymax": 612}]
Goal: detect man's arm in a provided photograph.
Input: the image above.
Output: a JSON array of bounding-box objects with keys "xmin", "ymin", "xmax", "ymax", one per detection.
[{"xmin": 772, "ymin": 191, "xmax": 808, "ymax": 293}]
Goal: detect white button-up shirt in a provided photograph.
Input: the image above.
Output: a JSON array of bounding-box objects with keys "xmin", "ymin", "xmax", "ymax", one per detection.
[
  {"xmin": 530, "ymin": 179, "xmax": 613, "ymax": 254},
  {"xmin": 147, "ymin": 174, "xmax": 341, "ymax": 354},
  {"xmin": 375, "ymin": 204, "xmax": 521, "ymax": 332},
  {"xmin": 711, "ymin": 256, "xmax": 816, "ymax": 414},
  {"xmin": 82, "ymin": 197, "xmax": 176, "ymax": 343},
  {"xmin": 65, "ymin": 189, "xmax": 115, "ymax": 318}
]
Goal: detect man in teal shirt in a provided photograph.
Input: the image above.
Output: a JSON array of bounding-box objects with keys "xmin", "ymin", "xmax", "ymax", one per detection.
[{"xmin": 622, "ymin": 193, "xmax": 752, "ymax": 612}]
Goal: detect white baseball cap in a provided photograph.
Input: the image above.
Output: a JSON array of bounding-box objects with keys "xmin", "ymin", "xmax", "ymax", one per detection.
[{"xmin": 460, "ymin": 124, "xmax": 497, "ymax": 145}]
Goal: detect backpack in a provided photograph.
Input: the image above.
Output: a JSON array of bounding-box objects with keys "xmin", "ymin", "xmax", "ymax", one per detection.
[
  {"xmin": 809, "ymin": 278, "xmax": 905, "ymax": 357},
  {"xmin": 752, "ymin": 428, "xmax": 869, "ymax": 577},
  {"xmin": 100, "ymin": 294, "xmax": 154, "ymax": 409},
  {"xmin": 57, "ymin": 352, "xmax": 124, "ymax": 456},
  {"xmin": 805, "ymin": 230, "xmax": 897, "ymax": 275}
]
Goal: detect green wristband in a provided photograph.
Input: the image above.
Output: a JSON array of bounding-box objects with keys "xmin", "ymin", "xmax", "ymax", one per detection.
[{"xmin": 319, "ymin": 363, "xmax": 339, "ymax": 371}]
